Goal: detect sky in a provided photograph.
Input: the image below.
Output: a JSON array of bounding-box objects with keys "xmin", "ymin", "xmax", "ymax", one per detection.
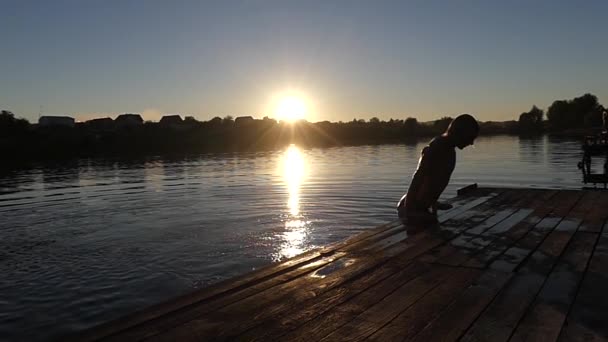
[{"xmin": 1, "ymin": 0, "xmax": 608, "ymax": 123}]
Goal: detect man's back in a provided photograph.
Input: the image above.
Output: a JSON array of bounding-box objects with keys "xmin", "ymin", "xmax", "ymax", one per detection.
[{"xmin": 404, "ymin": 135, "xmax": 456, "ymax": 211}]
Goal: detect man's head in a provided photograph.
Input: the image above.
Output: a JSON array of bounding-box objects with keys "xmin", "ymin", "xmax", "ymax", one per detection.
[{"xmin": 446, "ymin": 114, "xmax": 479, "ymax": 149}]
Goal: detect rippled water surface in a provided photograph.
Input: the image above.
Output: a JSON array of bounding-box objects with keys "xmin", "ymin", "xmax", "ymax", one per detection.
[{"xmin": 0, "ymin": 135, "xmax": 589, "ymax": 340}]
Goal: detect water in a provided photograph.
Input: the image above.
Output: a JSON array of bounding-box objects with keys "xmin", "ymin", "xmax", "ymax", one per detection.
[{"xmin": 0, "ymin": 135, "xmax": 590, "ymax": 340}]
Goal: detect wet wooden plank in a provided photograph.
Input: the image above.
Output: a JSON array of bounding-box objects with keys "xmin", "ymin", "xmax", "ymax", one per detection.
[
  {"xmin": 234, "ymin": 195, "xmax": 512, "ymax": 341},
  {"xmin": 489, "ymin": 190, "xmax": 584, "ymax": 273},
  {"xmin": 74, "ymin": 219, "xmax": 398, "ymax": 342},
  {"xmin": 144, "ymin": 230, "xmax": 444, "ymax": 341},
  {"xmin": 466, "ymin": 189, "xmax": 585, "ymax": 269},
  {"xmin": 81, "ymin": 191, "xmax": 490, "ymax": 342},
  {"xmin": 463, "ymin": 190, "xmax": 560, "ymax": 268},
  {"xmin": 233, "ymin": 260, "xmax": 429, "ymax": 341},
  {"xmin": 76, "ymin": 187, "xmax": 607, "ymax": 342},
  {"xmin": 509, "ymin": 232, "xmax": 599, "ymax": 342},
  {"xmin": 558, "ymin": 233, "xmax": 608, "ymax": 342},
  {"xmin": 435, "ymin": 193, "xmax": 537, "ymax": 267},
  {"xmin": 262, "ymin": 263, "xmax": 453, "ymax": 342},
  {"xmin": 142, "ymin": 192, "xmax": 500, "ymax": 338},
  {"xmin": 461, "ymin": 232, "xmax": 574, "ymax": 342},
  {"xmin": 460, "ymin": 201, "xmax": 593, "ymax": 342},
  {"xmin": 84, "ymin": 189, "xmax": 515, "ymax": 342},
  {"xmin": 437, "ymin": 190, "xmax": 505, "ymax": 222},
  {"xmin": 439, "ymin": 190, "xmax": 517, "ymax": 234},
  {"xmin": 417, "ymin": 190, "xmax": 524, "ymax": 264},
  {"xmin": 425, "ymin": 189, "xmax": 548, "ymax": 267}
]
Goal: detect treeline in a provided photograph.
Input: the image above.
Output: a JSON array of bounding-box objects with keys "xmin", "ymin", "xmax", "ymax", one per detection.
[
  {"xmin": 517, "ymin": 93, "xmax": 605, "ymax": 134},
  {"xmin": 1, "ymin": 92, "xmax": 605, "ymax": 160},
  {"xmin": 0, "ymin": 111, "xmax": 517, "ymax": 160}
]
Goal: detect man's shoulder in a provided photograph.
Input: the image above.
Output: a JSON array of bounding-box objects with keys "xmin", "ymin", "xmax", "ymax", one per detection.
[{"xmin": 428, "ymin": 135, "xmax": 455, "ymax": 152}]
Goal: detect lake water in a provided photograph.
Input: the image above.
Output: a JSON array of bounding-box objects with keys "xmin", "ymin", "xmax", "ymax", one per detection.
[{"xmin": 0, "ymin": 135, "xmax": 591, "ymax": 340}]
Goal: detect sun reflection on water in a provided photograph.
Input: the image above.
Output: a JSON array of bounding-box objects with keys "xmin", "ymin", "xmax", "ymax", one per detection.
[{"xmin": 275, "ymin": 145, "xmax": 311, "ymax": 261}]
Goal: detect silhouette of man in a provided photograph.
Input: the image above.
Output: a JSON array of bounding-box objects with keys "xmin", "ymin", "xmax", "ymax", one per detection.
[{"xmin": 398, "ymin": 114, "xmax": 479, "ymax": 224}]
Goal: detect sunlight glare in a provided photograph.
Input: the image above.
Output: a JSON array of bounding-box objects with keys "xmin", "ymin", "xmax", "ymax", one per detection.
[
  {"xmin": 274, "ymin": 144, "xmax": 311, "ymax": 261},
  {"xmin": 283, "ymin": 145, "xmax": 305, "ymax": 216},
  {"xmin": 275, "ymin": 95, "xmax": 307, "ymax": 123}
]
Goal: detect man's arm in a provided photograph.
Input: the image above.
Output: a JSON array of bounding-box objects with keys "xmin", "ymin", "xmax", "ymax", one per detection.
[{"xmin": 415, "ymin": 165, "xmax": 452, "ymax": 210}]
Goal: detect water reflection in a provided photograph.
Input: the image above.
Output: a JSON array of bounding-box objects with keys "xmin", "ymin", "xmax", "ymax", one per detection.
[{"xmin": 277, "ymin": 145, "xmax": 310, "ymax": 260}]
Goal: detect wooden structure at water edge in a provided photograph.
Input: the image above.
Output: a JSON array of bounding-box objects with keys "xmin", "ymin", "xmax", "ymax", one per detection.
[{"xmin": 76, "ymin": 186, "xmax": 608, "ymax": 341}]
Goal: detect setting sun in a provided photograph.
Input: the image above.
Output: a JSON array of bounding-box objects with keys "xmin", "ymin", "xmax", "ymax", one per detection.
[{"xmin": 275, "ymin": 95, "xmax": 307, "ymax": 123}]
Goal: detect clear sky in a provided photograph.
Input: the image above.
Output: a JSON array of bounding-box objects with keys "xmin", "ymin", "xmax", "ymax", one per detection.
[{"xmin": 2, "ymin": 0, "xmax": 607, "ymax": 123}]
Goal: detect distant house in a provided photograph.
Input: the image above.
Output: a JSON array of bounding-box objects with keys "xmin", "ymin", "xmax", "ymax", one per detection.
[
  {"xmin": 38, "ymin": 116, "xmax": 75, "ymax": 127},
  {"xmin": 115, "ymin": 114, "xmax": 143, "ymax": 128},
  {"xmin": 85, "ymin": 117, "xmax": 114, "ymax": 131},
  {"xmin": 235, "ymin": 116, "xmax": 254, "ymax": 127},
  {"xmin": 159, "ymin": 115, "xmax": 183, "ymax": 125}
]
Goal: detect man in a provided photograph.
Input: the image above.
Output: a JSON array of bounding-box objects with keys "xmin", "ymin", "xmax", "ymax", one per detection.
[{"xmin": 397, "ymin": 114, "xmax": 479, "ymax": 223}]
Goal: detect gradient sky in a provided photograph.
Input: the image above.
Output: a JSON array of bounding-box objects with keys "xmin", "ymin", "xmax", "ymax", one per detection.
[{"xmin": 2, "ymin": 0, "xmax": 608, "ymax": 123}]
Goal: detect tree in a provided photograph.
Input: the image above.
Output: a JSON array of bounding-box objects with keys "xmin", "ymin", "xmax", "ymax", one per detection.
[
  {"xmin": 0, "ymin": 110, "xmax": 30, "ymax": 136},
  {"xmin": 518, "ymin": 105, "xmax": 543, "ymax": 133},
  {"xmin": 403, "ymin": 117, "xmax": 419, "ymax": 136},
  {"xmin": 547, "ymin": 93, "xmax": 601, "ymax": 130}
]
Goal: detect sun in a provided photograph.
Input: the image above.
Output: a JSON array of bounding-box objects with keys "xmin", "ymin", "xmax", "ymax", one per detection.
[{"xmin": 275, "ymin": 95, "xmax": 307, "ymax": 123}]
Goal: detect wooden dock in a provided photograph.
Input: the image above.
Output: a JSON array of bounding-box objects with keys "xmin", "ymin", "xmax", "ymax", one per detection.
[{"xmin": 76, "ymin": 187, "xmax": 608, "ymax": 341}]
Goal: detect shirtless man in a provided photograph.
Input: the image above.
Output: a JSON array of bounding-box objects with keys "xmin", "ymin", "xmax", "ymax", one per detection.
[{"xmin": 398, "ymin": 114, "xmax": 479, "ymax": 224}]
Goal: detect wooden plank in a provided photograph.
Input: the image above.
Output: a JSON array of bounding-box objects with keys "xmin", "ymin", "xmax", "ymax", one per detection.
[
  {"xmin": 359, "ymin": 189, "xmax": 504, "ymax": 254},
  {"xmin": 457, "ymin": 183, "xmax": 478, "ymax": 195},
  {"xmin": 288, "ymin": 269, "xmax": 479, "ymax": 342},
  {"xmin": 406, "ymin": 270, "xmax": 512, "ymax": 342},
  {"xmin": 579, "ymin": 191, "xmax": 608, "ymax": 232},
  {"xmin": 240, "ymin": 196, "xmax": 520, "ymax": 340},
  {"xmin": 460, "ymin": 272, "xmax": 547, "ymax": 342},
  {"xmin": 317, "ymin": 265, "xmax": 457, "ymax": 341},
  {"xmin": 460, "ymin": 228, "xmax": 574, "ymax": 342},
  {"xmin": 150, "ymin": 194, "xmax": 502, "ymax": 340},
  {"xmin": 489, "ymin": 190, "xmax": 584, "ymax": 273},
  {"xmin": 101, "ymin": 190, "xmax": 500, "ymax": 340},
  {"xmin": 365, "ymin": 267, "xmax": 481, "ymax": 342},
  {"xmin": 143, "ymin": 231, "xmax": 444, "ymax": 341},
  {"xmin": 232, "ymin": 260, "xmax": 429, "ymax": 341},
  {"xmin": 558, "ymin": 233, "xmax": 608, "ymax": 342},
  {"xmin": 233, "ymin": 194, "xmax": 512, "ymax": 338},
  {"xmin": 417, "ymin": 190, "xmax": 522, "ymax": 264},
  {"xmin": 465, "ymin": 189, "xmax": 584, "ymax": 269},
  {"xmin": 461, "ymin": 207, "xmax": 591, "ymax": 342},
  {"xmin": 509, "ymin": 232, "xmax": 599, "ymax": 342},
  {"xmin": 227, "ymin": 204, "xmax": 512, "ymax": 340},
  {"xmin": 368, "ymin": 268, "xmax": 481, "ymax": 341},
  {"xmin": 423, "ymin": 190, "xmax": 541, "ymax": 266},
  {"xmin": 464, "ymin": 190, "xmax": 560, "ymax": 268},
  {"xmin": 70, "ymin": 187, "xmax": 512, "ymax": 341},
  {"xmin": 247, "ymin": 263, "xmax": 448, "ymax": 342},
  {"xmin": 436, "ymin": 206, "xmax": 536, "ymax": 266},
  {"xmin": 73, "ymin": 219, "xmax": 395, "ymax": 342},
  {"xmin": 438, "ymin": 191, "xmax": 504, "ymax": 222},
  {"xmin": 81, "ymin": 201, "xmax": 459, "ymax": 342},
  {"xmin": 94, "ymin": 219, "xmax": 445, "ymax": 341},
  {"xmin": 439, "ymin": 190, "xmax": 517, "ymax": 231}
]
